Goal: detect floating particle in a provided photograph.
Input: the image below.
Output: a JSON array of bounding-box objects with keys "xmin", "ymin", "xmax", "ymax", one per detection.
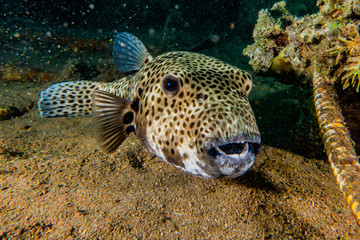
[
  {"xmin": 148, "ymin": 28, "xmax": 155, "ymax": 36},
  {"xmin": 210, "ymin": 34, "xmax": 220, "ymax": 43}
]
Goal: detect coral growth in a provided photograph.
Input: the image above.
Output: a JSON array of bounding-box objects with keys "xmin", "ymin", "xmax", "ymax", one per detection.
[
  {"xmin": 341, "ymin": 56, "xmax": 360, "ymax": 92},
  {"xmin": 330, "ymin": 23, "xmax": 360, "ymax": 92},
  {"xmin": 246, "ymin": 1, "xmax": 360, "ymax": 225},
  {"xmin": 243, "ymin": 5, "xmax": 292, "ymax": 74},
  {"xmin": 244, "ymin": 0, "xmax": 360, "ymax": 92}
]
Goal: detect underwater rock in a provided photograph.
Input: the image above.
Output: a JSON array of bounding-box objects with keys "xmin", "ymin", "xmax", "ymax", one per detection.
[
  {"xmin": 0, "ymin": 95, "xmax": 34, "ymax": 121},
  {"xmin": 244, "ymin": 0, "xmax": 360, "ymax": 92},
  {"xmin": 61, "ymin": 59, "xmax": 100, "ymax": 80},
  {"xmin": 0, "ymin": 106, "xmax": 22, "ymax": 121},
  {"xmin": 61, "ymin": 58, "xmax": 124, "ymax": 82},
  {"xmin": 270, "ymin": 47, "xmax": 295, "ymax": 74},
  {"xmin": 246, "ymin": 0, "xmax": 360, "ymax": 226}
]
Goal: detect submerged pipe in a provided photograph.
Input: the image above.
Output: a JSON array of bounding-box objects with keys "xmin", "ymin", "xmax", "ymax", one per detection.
[{"xmin": 313, "ymin": 66, "xmax": 360, "ymax": 226}]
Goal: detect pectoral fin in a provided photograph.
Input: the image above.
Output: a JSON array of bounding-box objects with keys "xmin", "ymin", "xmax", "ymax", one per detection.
[{"xmin": 91, "ymin": 89, "xmax": 135, "ymax": 153}]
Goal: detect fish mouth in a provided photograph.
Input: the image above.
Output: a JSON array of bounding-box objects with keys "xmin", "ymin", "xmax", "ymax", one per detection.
[{"xmin": 207, "ymin": 136, "xmax": 261, "ymax": 177}]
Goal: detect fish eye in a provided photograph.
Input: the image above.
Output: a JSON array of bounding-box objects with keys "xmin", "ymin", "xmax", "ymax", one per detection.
[{"xmin": 161, "ymin": 75, "xmax": 180, "ymax": 97}]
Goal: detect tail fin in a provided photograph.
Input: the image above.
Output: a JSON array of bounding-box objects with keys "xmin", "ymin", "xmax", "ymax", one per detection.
[{"xmin": 38, "ymin": 81, "xmax": 99, "ymax": 117}]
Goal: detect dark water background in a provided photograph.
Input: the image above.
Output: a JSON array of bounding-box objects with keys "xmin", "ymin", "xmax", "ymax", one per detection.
[{"xmin": 1, "ymin": 0, "xmax": 317, "ymax": 38}]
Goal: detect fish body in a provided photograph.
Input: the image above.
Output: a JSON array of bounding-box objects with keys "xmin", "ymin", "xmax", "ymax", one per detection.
[{"xmin": 38, "ymin": 32, "xmax": 261, "ymax": 178}]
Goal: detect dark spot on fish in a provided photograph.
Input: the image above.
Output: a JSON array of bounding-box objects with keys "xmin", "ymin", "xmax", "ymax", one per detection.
[
  {"xmin": 162, "ymin": 148, "xmax": 184, "ymax": 168},
  {"xmin": 123, "ymin": 112, "xmax": 134, "ymax": 124},
  {"xmin": 237, "ymin": 91, "xmax": 246, "ymax": 98},
  {"xmin": 131, "ymin": 98, "xmax": 139, "ymax": 112},
  {"xmin": 126, "ymin": 125, "xmax": 135, "ymax": 134}
]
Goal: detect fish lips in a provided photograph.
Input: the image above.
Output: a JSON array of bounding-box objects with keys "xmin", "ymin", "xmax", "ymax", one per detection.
[{"xmin": 207, "ymin": 135, "xmax": 261, "ymax": 178}]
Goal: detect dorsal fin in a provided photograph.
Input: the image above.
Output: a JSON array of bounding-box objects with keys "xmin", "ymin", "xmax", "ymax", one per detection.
[
  {"xmin": 112, "ymin": 32, "xmax": 153, "ymax": 72},
  {"xmin": 92, "ymin": 89, "xmax": 135, "ymax": 153}
]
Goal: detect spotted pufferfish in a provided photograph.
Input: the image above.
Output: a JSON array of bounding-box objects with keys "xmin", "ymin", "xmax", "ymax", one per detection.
[{"xmin": 38, "ymin": 32, "xmax": 261, "ymax": 178}]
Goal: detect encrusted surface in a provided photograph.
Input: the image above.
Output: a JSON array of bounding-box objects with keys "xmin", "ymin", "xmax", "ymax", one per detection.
[{"xmin": 313, "ymin": 68, "xmax": 360, "ymax": 225}]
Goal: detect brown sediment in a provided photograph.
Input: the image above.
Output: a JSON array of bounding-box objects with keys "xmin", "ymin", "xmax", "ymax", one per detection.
[
  {"xmin": 0, "ymin": 107, "xmax": 359, "ymax": 238},
  {"xmin": 55, "ymin": 36, "xmax": 112, "ymax": 53},
  {"xmin": 313, "ymin": 66, "xmax": 360, "ymax": 226},
  {"xmin": 0, "ymin": 66, "xmax": 53, "ymax": 83}
]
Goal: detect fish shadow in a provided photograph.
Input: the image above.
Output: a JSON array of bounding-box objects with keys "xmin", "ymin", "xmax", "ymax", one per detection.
[
  {"xmin": 222, "ymin": 169, "xmax": 282, "ymax": 193},
  {"xmin": 250, "ymin": 83, "xmax": 325, "ymax": 159}
]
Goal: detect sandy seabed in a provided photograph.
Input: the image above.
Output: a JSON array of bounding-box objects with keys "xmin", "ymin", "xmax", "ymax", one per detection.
[{"xmin": 0, "ymin": 84, "xmax": 359, "ymax": 239}]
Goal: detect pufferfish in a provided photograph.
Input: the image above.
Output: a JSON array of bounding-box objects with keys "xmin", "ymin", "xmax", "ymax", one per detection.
[{"xmin": 38, "ymin": 32, "xmax": 261, "ymax": 178}]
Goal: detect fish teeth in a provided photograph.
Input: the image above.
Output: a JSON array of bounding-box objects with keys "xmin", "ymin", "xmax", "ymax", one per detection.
[
  {"xmin": 215, "ymin": 146, "xmax": 223, "ymax": 154},
  {"xmin": 215, "ymin": 142, "xmax": 249, "ymax": 161},
  {"xmin": 239, "ymin": 142, "xmax": 249, "ymax": 158}
]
